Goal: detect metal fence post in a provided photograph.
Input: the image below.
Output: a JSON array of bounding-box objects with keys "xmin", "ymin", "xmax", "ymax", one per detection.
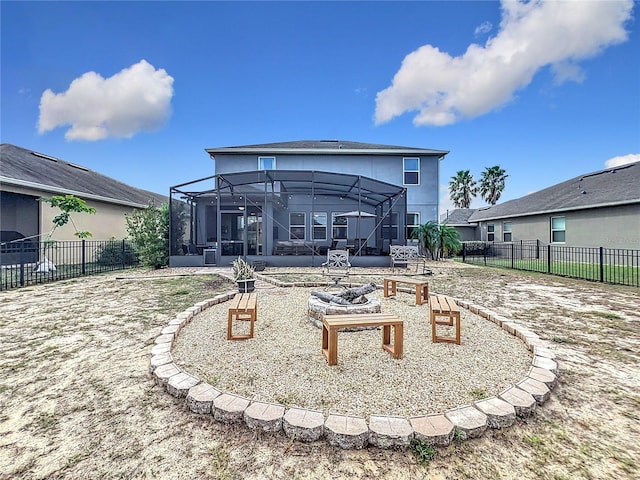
[
  {"xmin": 82, "ymin": 240, "xmax": 86, "ymax": 275},
  {"xmin": 122, "ymin": 239, "xmax": 126, "ymax": 269},
  {"xmin": 511, "ymin": 243, "xmax": 515, "ymax": 269},
  {"xmin": 547, "ymin": 245, "xmax": 551, "ymax": 274},
  {"xmin": 19, "ymin": 241, "xmax": 25, "ymax": 287},
  {"xmin": 599, "ymin": 246, "xmax": 604, "ymax": 283},
  {"xmin": 462, "ymin": 243, "xmax": 466, "ymax": 262}
]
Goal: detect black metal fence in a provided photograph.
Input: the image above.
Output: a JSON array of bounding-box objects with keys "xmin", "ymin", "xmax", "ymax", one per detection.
[
  {"xmin": 461, "ymin": 241, "xmax": 639, "ymax": 287},
  {"xmin": 0, "ymin": 239, "xmax": 138, "ymax": 291}
]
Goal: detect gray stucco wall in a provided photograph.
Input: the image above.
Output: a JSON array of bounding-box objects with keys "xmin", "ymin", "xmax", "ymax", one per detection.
[
  {"xmin": 213, "ymin": 152, "xmax": 440, "ymax": 225},
  {"xmin": 476, "ymin": 203, "xmax": 640, "ymax": 248}
]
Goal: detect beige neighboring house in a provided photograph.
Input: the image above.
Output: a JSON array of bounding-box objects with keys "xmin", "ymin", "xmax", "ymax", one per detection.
[{"xmin": 0, "ymin": 144, "xmax": 167, "ymax": 248}]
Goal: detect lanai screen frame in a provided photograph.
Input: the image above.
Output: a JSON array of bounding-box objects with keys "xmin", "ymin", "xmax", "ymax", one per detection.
[{"xmin": 169, "ymin": 170, "xmax": 407, "ymax": 262}]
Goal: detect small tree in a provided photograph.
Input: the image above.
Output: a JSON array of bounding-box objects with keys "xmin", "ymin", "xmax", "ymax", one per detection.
[
  {"xmin": 40, "ymin": 194, "xmax": 96, "ymax": 239},
  {"xmin": 125, "ymin": 202, "xmax": 169, "ymax": 269},
  {"xmin": 411, "ymin": 221, "xmax": 462, "ymax": 260}
]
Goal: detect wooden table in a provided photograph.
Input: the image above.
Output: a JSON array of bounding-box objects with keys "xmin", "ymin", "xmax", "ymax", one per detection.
[
  {"xmin": 227, "ymin": 292, "xmax": 257, "ymax": 340},
  {"xmin": 383, "ymin": 276, "xmax": 429, "ymax": 305},
  {"xmin": 430, "ymin": 294, "xmax": 461, "ymax": 344},
  {"xmin": 321, "ymin": 313, "xmax": 403, "ymax": 366}
]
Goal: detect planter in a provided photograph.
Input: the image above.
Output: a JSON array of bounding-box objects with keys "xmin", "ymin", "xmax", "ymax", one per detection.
[{"xmin": 237, "ymin": 279, "xmax": 256, "ymax": 293}]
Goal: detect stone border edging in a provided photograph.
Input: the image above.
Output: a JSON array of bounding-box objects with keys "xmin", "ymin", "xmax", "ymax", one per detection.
[{"xmin": 149, "ymin": 278, "xmax": 558, "ymax": 450}]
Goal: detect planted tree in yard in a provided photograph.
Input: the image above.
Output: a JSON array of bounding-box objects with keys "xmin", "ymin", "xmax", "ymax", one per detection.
[
  {"xmin": 479, "ymin": 165, "xmax": 508, "ymax": 205},
  {"xmin": 411, "ymin": 221, "xmax": 462, "ymax": 260},
  {"xmin": 40, "ymin": 194, "xmax": 96, "ymax": 239},
  {"xmin": 125, "ymin": 202, "xmax": 169, "ymax": 269},
  {"xmin": 449, "ymin": 170, "xmax": 477, "ymax": 208}
]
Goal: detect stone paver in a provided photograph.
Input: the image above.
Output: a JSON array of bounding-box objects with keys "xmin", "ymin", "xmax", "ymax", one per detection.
[
  {"xmin": 534, "ymin": 345, "xmax": 556, "ymax": 359},
  {"xmin": 213, "ymin": 393, "xmax": 251, "ymax": 424},
  {"xmin": 283, "ymin": 407, "xmax": 325, "ymax": 442},
  {"xmin": 528, "ymin": 366, "xmax": 557, "ymax": 389},
  {"xmin": 445, "ymin": 405, "xmax": 488, "ymax": 439},
  {"xmin": 324, "ymin": 414, "xmax": 369, "ymax": 449},
  {"xmin": 532, "ymin": 355, "xmax": 558, "ymax": 374},
  {"xmin": 474, "ymin": 397, "xmax": 516, "ymax": 429},
  {"xmin": 167, "ymin": 372, "xmax": 200, "ymax": 398},
  {"xmin": 161, "ymin": 324, "xmax": 180, "ymax": 335},
  {"xmin": 498, "ymin": 385, "xmax": 537, "ymax": 417},
  {"xmin": 517, "ymin": 377, "xmax": 551, "ymax": 405},
  {"xmin": 153, "ymin": 362, "xmax": 181, "ymax": 387},
  {"xmin": 148, "ymin": 352, "xmax": 173, "ymax": 373},
  {"xmin": 368, "ymin": 415, "xmax": 413, "ymax": 448},
  {"xmin": 410, "ymin": 414, "xmax": 455, "ymax": 446},
  {"xmin": 186, "ymin": 383, "xmax": 221, "ymax": 414},
  {"xmin": 244, "ymin": 401, "xmax": 286, "ymax": 433},
  {"xmin": 154, "ymin": 333, "xmax": 174, "ymax": 344},
  {"xmin": 150, "ymin": 343, "xmax": 171, "ymax": 355}
]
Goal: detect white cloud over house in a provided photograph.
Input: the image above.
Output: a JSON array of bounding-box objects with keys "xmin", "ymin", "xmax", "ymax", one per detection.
[
  {"xmin": 38, "ymin": 60, "xmax": 174, "ymax": 141},
  {"xmin": 605, "ymin": 153, "xmax": 640, "ymax": 168},
  {"xmin": 375, "ymin": 0, "xmax": 633, "ymax": 127}
]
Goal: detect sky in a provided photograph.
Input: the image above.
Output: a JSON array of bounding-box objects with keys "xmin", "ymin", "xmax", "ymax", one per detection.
[{"xmin": 2, "ymin": 0, "xmax": 639, "ymax": 217}]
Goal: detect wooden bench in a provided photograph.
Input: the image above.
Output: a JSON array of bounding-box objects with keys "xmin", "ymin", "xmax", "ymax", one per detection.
[
  {"xmin": 430, "ymin": 295, "xmax": 460, "ymax": 344},
  {"xmin": 383, "ymin": 276, "xmax": 429, "ymax": 305},
  {"xmin": 227, "ymin": 292, "xmax": 257, "ymax": 340},
  {"xmin": 321, "ymin": 313, "xmax": 403, "ymax": 366}
]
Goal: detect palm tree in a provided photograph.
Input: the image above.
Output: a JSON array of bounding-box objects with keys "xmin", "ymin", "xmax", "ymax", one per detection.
[
  {"xmin": 449, "ymin": 170, "xmax": 477, "ymax": 208},
  {"xmin": 479, "ymin": 166, "xmax": 508, "ymax": 205}
]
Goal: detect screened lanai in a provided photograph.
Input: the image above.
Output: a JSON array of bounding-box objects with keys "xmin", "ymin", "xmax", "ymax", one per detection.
[{"xmin": 169, "ymin": 170, "xmax": 407, "ymax": 267}]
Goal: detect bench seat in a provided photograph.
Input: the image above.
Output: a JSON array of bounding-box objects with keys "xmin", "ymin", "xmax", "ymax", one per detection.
[
  {"xmin": 383, "ymin": 276, "xmax": 429, "ymax": 305},
  {"xmin": 227, "ymin": 292, "xmax": 257, "ymax": 340},
  {"xmin": 429, "ymin": 295, "xmax": 460, "ymax": 344}
]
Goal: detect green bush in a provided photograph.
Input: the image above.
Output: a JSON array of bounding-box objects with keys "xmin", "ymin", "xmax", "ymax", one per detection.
[
  {"xmin": 96, "ymin": 239, "xmax": 137, "ymax": 266},
  {"xmin": 125, "ymin": 203, "xmax": 169, "ymax": 269}
]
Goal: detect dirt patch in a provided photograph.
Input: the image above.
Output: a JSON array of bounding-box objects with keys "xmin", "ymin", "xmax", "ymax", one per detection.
[{"xmin": 0, "ymin": 264, "xmax": 638, "ymax": 479}]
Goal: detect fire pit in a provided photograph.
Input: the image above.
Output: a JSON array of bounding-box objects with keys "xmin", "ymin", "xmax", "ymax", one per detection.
[{"xmin": 307, "ymin": 283, "xmax": 381, "ymax": 330}]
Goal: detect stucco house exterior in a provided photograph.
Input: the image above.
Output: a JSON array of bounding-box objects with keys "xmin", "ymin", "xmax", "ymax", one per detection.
[
  {"xmin": 465, "ymin": 161, "xmax": 640, "ymax": 249},
  {"xmin": 440, "ymin": 208, "xmax": 479, "ymax": 242},
  {"xmin": 1, "ymin": 144, "xmax": 167, "ymax": 264},
  {"xmin": 170, "ymin": 140, "xmax": 449, "ymax": 267}
]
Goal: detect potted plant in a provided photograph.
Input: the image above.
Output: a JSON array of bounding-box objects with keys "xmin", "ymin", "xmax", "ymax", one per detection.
[{"xmin": 232, "ymin": 257, "xmax": 256, "ymax": 293}]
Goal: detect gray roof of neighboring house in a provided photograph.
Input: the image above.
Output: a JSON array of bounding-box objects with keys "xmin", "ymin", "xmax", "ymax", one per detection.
[
  {"xmin": 441, "ymin": 208, "xmax": 478, "ymax": 226},
  {"xmin": 206, "ymin": 140, "xmax": 449, "ymax": 157},
  {"xmin": 469, "ymin": 161, "xmax": 640, "ymax": 222},
  {"xmin": 0, "ymin": 144, "xmax": 167, "ymax": 208}
]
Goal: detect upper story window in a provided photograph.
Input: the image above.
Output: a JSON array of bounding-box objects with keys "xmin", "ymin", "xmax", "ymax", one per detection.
[
  {"xmin": 258, "ymin": 156, "xmax": 276, "ymax": 170},
  {"xmin": 503, "ymin": 222, "xmax": 513, "ymax": 242},
  {"xmin": 406, "ymin": 213, "xmax": 420, "ymax": 240},
  {"xmin": 403, "ymin": 157, "xmax": 420, "ymax": 185},
  {"xmin": 487, "ymin": 224, "xmax": 495, "ymax": 242},
  {"xmin": 551, "ymin": 216, "xmax": 566, "ymax": 243}
]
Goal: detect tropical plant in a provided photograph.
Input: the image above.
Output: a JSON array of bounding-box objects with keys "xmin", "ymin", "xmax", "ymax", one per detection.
[
  {"xmin": 125, "ymin": 202, "xmax": 169, "ymax": 269},
  {"xmin": 411, "ymin": 221, "xmax": 462, "ymax": 260},
  {"xmin": 232, "ymin": 257, "xmax": 255, "ymax": 281},
  {"xmin": 448, "ymin": 170, "xmax": 477, "ymax": 208},
  {"xmin": 96, "ymin": 238, "xmax": 138, "ymax": 266},
  {"xmin": 479, "ymin": 165, "xmax": 508, "ymax": 205}
]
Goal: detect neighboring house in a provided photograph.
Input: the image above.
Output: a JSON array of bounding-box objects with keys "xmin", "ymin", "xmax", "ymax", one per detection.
[
  {"xmin": 440, "ymin": 208, "xmax": 479, "ymax": 241},
  {"xmin": 467, "ymin": 161, "xmax": 640, "ymax": 249},
  {"xmin": 0, "ymin": 144, "xmax": 167, "ymax": 254},
  {"xmin": 170, "ymin": 140, "xmax": 449, "ymax": 267}
]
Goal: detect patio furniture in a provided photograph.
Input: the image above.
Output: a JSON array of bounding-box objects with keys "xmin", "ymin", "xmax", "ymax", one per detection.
[
  {"xmin": 383, "ymin": 276, "xmax": 429, "ymax": 305},
  {"xmin": 321, "ymin": 250, "xmax": 351, "ymax": 288},
  {"xmin": 429, "ymin": 294, "xmax": 461, "ymax": 344},
  {"xmin": 227, "ymin": 292, "xmax": 257, "ymax": 340},
  {"xmin": 321, "ymin": 313, "xmax": 404, "ymax": 366},
  {"xmin": 389, "ymin": 245, "xmax": 431, "ymax": 274}
]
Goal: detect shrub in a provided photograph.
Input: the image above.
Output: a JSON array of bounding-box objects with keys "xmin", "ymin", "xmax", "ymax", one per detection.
[
  {"xmin": 96, "ymin": 239, "xmax": 137, "ymax": 266},
  {"xmin": 125, "ymin": 203, "xmax": 169, "ymax": 269}
]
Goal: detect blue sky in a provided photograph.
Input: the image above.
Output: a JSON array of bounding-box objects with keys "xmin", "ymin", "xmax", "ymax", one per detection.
[{"xmin": 2, "ymin": 1, "xmax": 639, "ymax": 215}]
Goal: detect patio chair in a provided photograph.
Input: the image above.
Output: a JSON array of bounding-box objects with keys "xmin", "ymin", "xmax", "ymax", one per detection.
[{"xmin": 321, "ymin": 249, "xmax": 351, "ymax": 288}]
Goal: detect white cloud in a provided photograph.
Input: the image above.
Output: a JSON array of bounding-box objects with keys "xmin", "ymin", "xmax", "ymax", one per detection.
[
  {"xmin": 375, "ymin": 0, "xmax": 633, "ymax": 127},
  {"xmin": 605, "ymin": 153, "xmax": 640, "ymax": 168},
  {"xmin": 38, "ymin": 60, "xmax": 174, "ymax": 141},
  {"xmin": 474, "ymin": 21, "xmax": 493, "ymax": 37}
]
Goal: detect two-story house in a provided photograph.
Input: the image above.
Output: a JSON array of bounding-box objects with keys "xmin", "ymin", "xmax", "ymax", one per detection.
[{"xmin": 170, "ymin": 140, "xmax": 448, "ymax": 267}]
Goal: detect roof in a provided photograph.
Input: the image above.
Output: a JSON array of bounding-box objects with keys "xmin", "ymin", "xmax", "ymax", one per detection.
[
  {"xmin": 0, "ymin": 144, "xmax": 167, "ymax": 208},
  {"xmin": 206, "ymin": 140, "xmax": 449, "ymax": 157},
  {"xmin": 441, "ymin": 208, "xmax": 478, "ymax": 226},
  {"xmin": 469, "ymin": 161, "xmax": 640, "ymax": 222}
]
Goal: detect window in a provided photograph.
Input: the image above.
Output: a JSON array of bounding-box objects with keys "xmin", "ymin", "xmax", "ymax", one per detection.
[
  {"xmin": 331, "ymin": 213, "xmax": 348, "ymax": 240},
  {"xmin": 503, "ymin": 222, "xmax": 513, "ymax": 242},
  {"xmin": 403, "ymin": 157, "xmax": 420, "ymax": 185},
  {"xmin": 487, "ymin": 224, "xmax": 495, "ymax": 242},
  {"xmin": 312, "ymin": 213, "xmax": 327, "ymax": 241},
  {"xmin": 289, "ymin": 212, "xmax": 305, "ymax": 240},
  {"xmin": 406, "ymin": 213, "xmax": 420, "ymax": 240},
  {"xmin": 551, "ymin": 216, "xmax": 566, "ymax": 243},
  {"xmin": 258, "ymin": 156, "xmax": 276, "ymax": 170}
]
